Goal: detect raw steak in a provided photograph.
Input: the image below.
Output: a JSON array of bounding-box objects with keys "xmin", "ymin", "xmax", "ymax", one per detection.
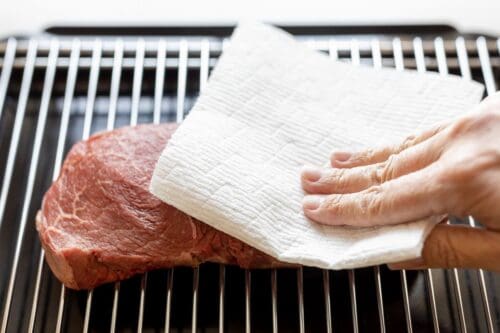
[{"xmin": 36, "ymin": 124, "xmax": 286, "ymax": 290}]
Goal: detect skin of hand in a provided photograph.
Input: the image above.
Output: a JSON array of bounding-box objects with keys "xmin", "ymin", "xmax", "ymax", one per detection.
[{"xmin": 301, "ymin": 92, "xmax": 500, "ymax": 272}]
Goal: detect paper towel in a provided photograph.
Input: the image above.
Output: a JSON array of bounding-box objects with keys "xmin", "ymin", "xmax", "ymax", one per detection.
[{"xmin": 150, "ymin": 22, "xmax": 484, "ymax": 269}]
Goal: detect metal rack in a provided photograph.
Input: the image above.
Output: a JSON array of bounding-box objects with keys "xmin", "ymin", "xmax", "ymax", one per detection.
[{"xmin": 0, "ymin": 26, "xmax": 499, "ymax": 332}]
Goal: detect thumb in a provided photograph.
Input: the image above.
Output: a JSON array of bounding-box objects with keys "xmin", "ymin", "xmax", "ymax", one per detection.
[{"xmin": 388, "ymin": 224, "xmax": 500, "ymax": 272}]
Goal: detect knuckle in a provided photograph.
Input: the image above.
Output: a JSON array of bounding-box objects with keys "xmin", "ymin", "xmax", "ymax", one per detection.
[
  {"xmin": 448, "ymin": 112, "xmax": 500, "ymax": 139},
  {"xmin": 401, "ymin": 135, "xmax": 417, "ymax": 150},
  {"xmin": 373, "ymin": 164, "xmax": 385, "ymax": 184},
  {"xmin": 324, "ymin": 194, "xmax": 344, "ymax": 214},
  {"xmin": 351, "ymin": 150, "xmax": 372, "ymax": 164},
  {"xmin": 375, "ymin": 154, "xmax": 398, "ymax": 183},
  {"xmin": 352, "ymin": 147, "xmax": 381, "ymax": 165},
  {"xmin": 359, "ymin": 186, "xmax": 384, "ymax": 223},
  {"xmin": 326, "ymin": 168, "xmax": 346, "ymax": 184},
  {"xmin": 336, "ymin": 171, "xmax": 351, "ymax": 193},
  {"xmin": 364, "ymin": 148, "xmax": 377, "ymax": 161},
  {"xmin": 447, "ymin": 115, "xmax": 472, "ymax": 139}
]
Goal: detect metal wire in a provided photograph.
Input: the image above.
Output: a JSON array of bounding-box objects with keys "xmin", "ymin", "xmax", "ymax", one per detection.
[
  {"xmin": 477, "ymin": 37, "xmax": 496, "ymax": 96},
  {"xmin": 54, "ymin": 39, "xmax": 81, "ymax": 185},
  {"xmin": 82, "ymin": 39, "xmax": 102, "ymax": 140},
  {"xmin": 108, "ymin": 39, "xmax": 126, "ymax": 333},
  {"xmin": 374, "ymin": 266, "xmax": 386, "ymax": 333},
  {"xmin": 110, "ymin": 282, "xmax": 120, "ymax": 333},
  {"xmin": 1, "ymin": 37, "xmax": 499, "ymax": 57},
  {"xmin": 348, "ymin": 270, "xmax": 359, "ymax": 333},
  {"xmin": 434, "ymin": 36, "xmax": 468, "ymax": 333},
  {"xmin": 192, "ymin": 267, "xmax": 200, "ymax": 333},
  {"xmin": 434, "ymin": 37, "xmax": 449, "ymax": 74},
  {"xmin": 391, "ymin": 37, "xmax": 414, "ymax": 333},
  {"xmin": 2, "ymin": 51, "xmax": 494, "ymax": 73},
  {"xmin": 0, "ymin": 40, "xmax": 37, "ymax": 232},
  {"xmin": 110, "ymin": 36, "xmax": 146, "ymax": 333},
  {"xmin": 29, "ymin": 254, "xmax": 46, "ymax": 333},
  {"xmin": 0, "ymin": 38, "xmax": 16, "ymax": 121},
  {"xmin": 27, "ymin": 38, "xmax": 98, "ymax": 333},
  {"xmin": 153, "ymin": 39, "xmax": 167, "ymax": 125},
  {"xmin": 413, "ymin": 37, "xmax": 440, "ymax": 333},
  {"xmin": 82, "ymin": 291, "xmax": 93, "ymax": 333},
  {"xmin": 469, "ymin": 217, "xmax": 496, "ymax": 333},
  {"xmin": 190, "ymin": 41, "xmax": 210, "ymax": 333},
  {"xmin": 219, "ymin": 265, "xmax": 225, "ymax": 333},
  {"xmin": 245, "ymin": 270, "xmax": 251, "ymax": 333},
  {"xmin": 324, "ymin": 42, "xmax": 336, "ymax": 333},
  {"xmin": 54, "ymin": 40, "xmax": 81, "ymax": 333},
  {"xmin": 176, "ymin": 40, "xmax": 188, "ymax": 123},
  {"xmin": 0, "ymin": 39, "xmax": 56, "ymax": 333},
  {"xmin": 456, "ymin": 37, "xmax": 472, "ymax": 80},
  {"xmin": 297, "ymin": 267, "xmax": 305, "ymax": 333},
  {"xmin": 164, "ymin": 269, "xmax": 174, "ymax": 333},
  {"xmin": 271, "ymin": 269, "xmax": 278, "ymax": 333},
  {"xmin": 322, "ymin": 270, "xmax": 333, "ymax": 333},
  {"xmin": 107, "ymin": 39, "xmax": 124, "ymax": 131},
  {"xmin": 80, "ymin": 39, "xmax": 102, "ymax": 333},
  {"xmin": 348, "ymin": 41, "xmax": 360, "ymax": 333},
  {"xmin": 0, "ymin": 32, "xmax": 497, "ymax": 333},
  {"xmin": 155, "ymin": 39, "xmax": 171, "ymax": 333},
  {"xmin": 131, "ymin": 39, "xmax": 145, "ymax": 126},
  {"xmin": 164, "ymin": 38, "xmax": 191, "ymax": 333},
  {"xmin": 55, "ymin": 286, "xmax": 66, "ymax": 333},
  {"xmin": 367, "ymin": 38, "xmax": 387, "ymax": 333},
  {"xmin": 137, "ymin": 273, "xmax": 148, "ymax": 333},
  {"xmin": 371, "ymin": 38, "xmax": 383, "ymax": 69},
  {"xmin": 162, "ymin": 41, "xmax": 191, "ymax": 333},
  {"xmin": 132, "ymin": 38, "xmax": 148, "ymax": 333},
  {"xmin": 474, "ymin": 36, "xmax": 497, "ymax": 333},
  {"xmin": 200, "ymin": 39, "xmax": 210, "ymax": 92}
]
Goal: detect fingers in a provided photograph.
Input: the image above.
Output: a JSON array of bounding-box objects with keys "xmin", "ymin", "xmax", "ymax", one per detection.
[
  {"xmin": 388, "ymin": 224, "xmax": 500, "ymax": 272},
  {"xmin": 302, "ymin": 134, "xmax": 445, "ymax": 194},
  {"xmin": 331, "ymin": 122, "xmax": 449, "ymax": 168},
  {"xmin": 302, "ymin": 164, "xmax": 448, "ymax": 227}
]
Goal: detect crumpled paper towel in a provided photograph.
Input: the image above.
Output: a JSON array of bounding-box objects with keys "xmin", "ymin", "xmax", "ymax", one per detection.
[{"xmin": 150, "ymin": 22, "xmax": 484, "ymax": 269}]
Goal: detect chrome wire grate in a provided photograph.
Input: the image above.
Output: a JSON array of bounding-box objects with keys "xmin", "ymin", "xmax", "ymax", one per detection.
[{"xmin": 0, "ymin": 27, "xmax": 499, "ymax": 332}]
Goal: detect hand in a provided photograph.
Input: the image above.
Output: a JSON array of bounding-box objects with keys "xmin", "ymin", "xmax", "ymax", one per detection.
[{"xmin": 301, "ymin": 93, "xmax": 500, "ymax": 272}]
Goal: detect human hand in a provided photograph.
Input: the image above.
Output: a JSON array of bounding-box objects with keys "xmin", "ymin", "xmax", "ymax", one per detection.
[{"xmin": 301, "ymin": 93, "xmax": 500, "ymax": 271}]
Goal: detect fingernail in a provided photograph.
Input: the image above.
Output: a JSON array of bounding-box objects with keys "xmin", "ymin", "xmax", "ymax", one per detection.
[
  {"xmin": 302, "ymin": 195, "xmax": 323, "ymax": 211},
  {"xmin": 301, "ymin": 165, "xmax": 322, "ymax": 182},
  {"xmin": 332, "ymin": 151, "xmax": 351, "ymax": 162}
]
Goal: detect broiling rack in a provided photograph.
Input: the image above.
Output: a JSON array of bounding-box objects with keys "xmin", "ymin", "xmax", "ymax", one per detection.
[{"xmin": 0, "ymin": 25, "xmax": 499, "ymax": 332}]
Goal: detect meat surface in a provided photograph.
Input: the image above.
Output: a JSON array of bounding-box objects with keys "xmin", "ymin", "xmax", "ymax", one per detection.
[{"xmin": 36, "ymin": 124, "xmax": 286, "ymax": 290}]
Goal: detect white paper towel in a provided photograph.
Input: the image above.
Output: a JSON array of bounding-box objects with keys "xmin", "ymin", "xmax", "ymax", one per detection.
[{"xmin": 150, "ymin": 22, "xmax": 484, "ymax": 269}]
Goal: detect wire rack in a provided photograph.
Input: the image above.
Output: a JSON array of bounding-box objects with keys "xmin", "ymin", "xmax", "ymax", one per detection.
[{"xmin": 0, "ymin": 26, "xmax": 499, "ymax": 332}]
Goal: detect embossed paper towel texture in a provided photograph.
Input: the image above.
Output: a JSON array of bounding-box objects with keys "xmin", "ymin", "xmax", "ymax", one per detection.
[{"xmin": 150, "ymin": 22, "xmax": 484, "ymax": 269}]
